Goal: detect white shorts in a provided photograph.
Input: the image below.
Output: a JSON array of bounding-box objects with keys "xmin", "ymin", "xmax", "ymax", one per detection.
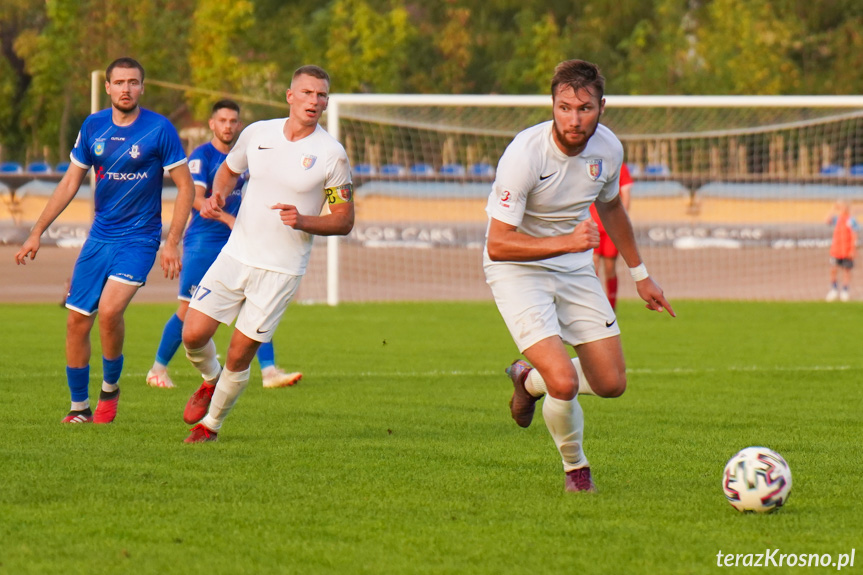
[
  {"xmin": 484, "ymin": 262, "xmax": 620, "ymax": 353},
  {"xmin": 188, "ymin": 252, "xmax": 302, "ymax": 343}
]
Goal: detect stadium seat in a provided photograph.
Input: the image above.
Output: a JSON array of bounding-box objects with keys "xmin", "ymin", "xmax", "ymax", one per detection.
[
  {"xmin": 469, "ymin": 162, "xmax": 495, "ymax": 177},
  {"xmin": 850, "ymin": 164, "xmax": 863, "ymax": 176},
  {"xmin": 380, "ymin": 164, "xmax": 406, "ymax": 176},
  {"xmin": 26, "ymin": 161, "xmax": 52, "ymax": 174},
  {"xmin": 820, "ymin": 164, "xmax": 845, "ymax": 176},
  {"xmin": 626, "ymin": 163, "xmax": 641, "ymax": 177},
  {"xmin": 644, "ymin": 163, "xmax": 670, "ymax": 176},
  {"xmin": 0, "ymin": 162, "xmax": 23, "ymax": 174},
  {"xmin": 439, "ymin": 163, "xmax": 466, "ymax": 176},
  {"xmin": 55, "ymin": 162, "xmax": 70, "ymax": 173},
  {"xmin": 410, "ymin": 163, "xmax": 435, "ymax": 177},
  {"xmin": 353, "ymin": 163, "xmax": 376, "ymax": 176}
]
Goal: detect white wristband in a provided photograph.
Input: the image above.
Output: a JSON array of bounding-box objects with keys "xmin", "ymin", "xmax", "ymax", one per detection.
[{"xmin": 629, "ymin": 263, "xmax": 649, "ymax": 282}]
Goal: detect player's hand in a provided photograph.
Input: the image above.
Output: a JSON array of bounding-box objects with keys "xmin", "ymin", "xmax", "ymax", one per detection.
[
  {"xmin": 200, "ymin": 193, "xmax": 225, "ymax": 220},
  {"xmin": 160, "ymin": 241, "xmax": 182, "ymax": 280},
  {"xmin": 569, "ymin": 219, "xmax": 600, "ymax": 253},
  {"xmin": 636, "ymin": 277, "xmax": 676, "ymax": 317},
  {"xmin": 14, "ymin": 235, "xmax": 41, "ymax": 265},
  {"xmin": 271, "ymin": 203, "xmax": 305, "ymax": 230}
]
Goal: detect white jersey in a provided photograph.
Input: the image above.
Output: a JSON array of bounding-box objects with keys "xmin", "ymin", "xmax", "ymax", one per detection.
[
  {"xmin": 222, "ymin": 120, "xmax": 351, "ymax": 275},
  {"xmin": 484, "ymin": 121, "xmax": 624, "ymax": 272}
]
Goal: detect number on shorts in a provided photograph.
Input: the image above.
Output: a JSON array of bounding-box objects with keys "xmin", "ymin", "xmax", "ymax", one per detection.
[{"xmin": 193, "ymin": 286, "xmax": 211, "ymax": 300}]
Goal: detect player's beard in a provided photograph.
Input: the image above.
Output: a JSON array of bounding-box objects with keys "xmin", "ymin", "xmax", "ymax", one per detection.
[
  {"xmin": 216, "ymin": 132, "xmax": 235, "ymax": 146},
  {"xmin": 552, "ymin": 120, "xmax": 598, "ymax": 155},
  {"xmin": 113, "ymin": 99, "xmax": 138, "ymax": 114}
]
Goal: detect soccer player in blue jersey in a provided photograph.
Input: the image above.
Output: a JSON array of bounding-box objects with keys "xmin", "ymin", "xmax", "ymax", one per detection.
[
  {"xmin": 14, "ymin": 57, "xmax": 195, "ymax": 424},
  {"xmin": 146, "ymin": 100, "xmax": 301, "ymax": 390}
]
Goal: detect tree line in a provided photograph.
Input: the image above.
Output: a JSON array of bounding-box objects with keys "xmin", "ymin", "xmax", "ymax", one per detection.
[{"xmin": 2, "ymin": 0, "xmax": 862, "ymax": 164}]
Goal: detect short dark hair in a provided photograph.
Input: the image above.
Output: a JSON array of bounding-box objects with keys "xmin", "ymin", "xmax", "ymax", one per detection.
[
  {"xmin": 293, "ymin": 65, "xmax": 330, "ymax": 85},
  {"xmin": 212, "ymin": 99, "xmax": 240, "ymax": 115},
  {"xmin": 551, "ymin": 59, "xmax": 605, "ymax": 101},
  {"xmin": 106, "ymin": 57, "xmax": 145, "ymax": 82}
]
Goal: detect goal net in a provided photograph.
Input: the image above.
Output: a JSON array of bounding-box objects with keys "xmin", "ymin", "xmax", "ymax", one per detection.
[{"xmin": 299, "ymin": 94, "xmax": 863, "ymax": 303}]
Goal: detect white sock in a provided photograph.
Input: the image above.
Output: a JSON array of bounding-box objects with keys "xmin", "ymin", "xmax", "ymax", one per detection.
[
  {"xmin": 261, "ymin": 366, "xmax": 277, "ymax": 378},
  {"xmin": 542, "ymin": 394, "xmax": 588, "ymax": 472},
  {"xmin": 571, "ymin": 357, "xmax": 596, "ymax": 396},
  {"xmin": 71, "ymin": 400, "xmax": 90, "ymax": 411},
  {"xmin": 201, "ymin": 367, "xmax": 250, "ymax": 432},
  {"xmin": 101, "ymin": 382, "xmax": 119, "ymax": 393},
  {"xmin": 525, "ymin": 368, "xmax": 547, "ymax": 397},
  {"xmin": 185, "ymin": 340, "xmax": 222, "ymax": 382},
  {"xmin": 526, "ymin": 358, "xmax": 597, "ymax": 397},
  {"xmin": 151, "ymin": 361, "xmax": 167, "ymax": 372}
]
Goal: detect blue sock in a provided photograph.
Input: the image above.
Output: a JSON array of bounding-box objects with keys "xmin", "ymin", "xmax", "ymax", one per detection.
[
  {"xmin": 156, "ymin": 314, "xmax": 184, "ymax": 366},
  {"xmin": 257, "ymin": 341, "xmax": 275, "ymax": 370},
  {"xmin": 67, "ymin": 366, "xmax": 90, "ymax": 402},
  {"xmin": 103, "ymin": 355, "xmax": 124, "ymax": 385}
]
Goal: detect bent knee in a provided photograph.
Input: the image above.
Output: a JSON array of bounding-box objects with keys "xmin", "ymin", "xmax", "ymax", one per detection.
[
  {"xmin": 593, "ymin": 371, "xmax": 627, "ymax": 398},
  {"xmin": 547, "ymin": 375, "xmax": 579, "ymax": 401}
]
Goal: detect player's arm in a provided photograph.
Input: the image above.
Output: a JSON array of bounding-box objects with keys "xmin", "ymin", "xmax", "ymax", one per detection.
[
  {"xmin": 162, "ymin": 162, "xmax": 195, "ymax": 279},
  {"xmin": 202, "ymin": 162, "xmax": 240, "ymax": 220},
  {"xmin": 193, "ymin": 182, "xmax": 236, "ymax": 229},
  {"xmin": 14, "ymin": 164, "xmax": 88, "ymax": 264},
  {"xmin": 486, "ymin": 217, "xmax": 599, "ymax": 262},
  {"xmin": 271, "ymin": 183, "xmax": 355, "ymax": 236},
  {"xmin": 595, "ymin": 195, "xmax": 675, "ymax": 316}
]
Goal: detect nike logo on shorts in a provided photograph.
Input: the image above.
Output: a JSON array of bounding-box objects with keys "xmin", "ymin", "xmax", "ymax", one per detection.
[
  {"xmin": 605, "ymin": 319, "xmax": 617, "ymax": 328},
  {"xmin": 256, "ymin": 327, "xmax": 268, "ymax": 334},
  {"xmin": 540, "ymin": 172, "xmax": 557, "ymax": 181}
]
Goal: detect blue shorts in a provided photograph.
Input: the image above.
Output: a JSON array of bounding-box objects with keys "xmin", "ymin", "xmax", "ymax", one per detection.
[
  {"xmin": 179, "ymin": 244, "xmax": 223, "ymax": 301},
  {"xmin": 66, "ymin": 238, "xmax": 159, "ymax": 316}
]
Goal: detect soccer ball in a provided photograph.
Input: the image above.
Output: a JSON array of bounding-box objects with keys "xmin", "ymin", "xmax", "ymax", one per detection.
[{"xmin": 722, "ymin": 446, "xmax": 792, "ymax": 513}]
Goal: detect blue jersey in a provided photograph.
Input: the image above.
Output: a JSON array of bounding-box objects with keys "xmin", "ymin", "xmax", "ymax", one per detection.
[
  {"xmin": 70, "ymin": 108, "xmax": 187, "ymax": 244},
  {"xmin": 184, "ymin": 142, "xmax": 245, "ymax": 249}
]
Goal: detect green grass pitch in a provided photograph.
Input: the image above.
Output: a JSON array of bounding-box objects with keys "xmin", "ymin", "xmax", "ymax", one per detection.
[{"xmin": 1, "ymin": 300, "xmax": 861, "ymax": 574}]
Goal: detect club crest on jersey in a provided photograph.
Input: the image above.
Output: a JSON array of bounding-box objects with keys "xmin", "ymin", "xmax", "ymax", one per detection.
[
  {"xmin": 586, "ymin": 159, "xmax": 602, "ymax": 180},
  {"xmin": 130, "ymin": 144, "xmax": 140, "ymax": 159},
  {"xmin": 94, "ymin": 141, "xmax": 105, "ymax": 156},
  {"xmin": 302, "ymin": 155, "xmax": 317, "ymax": 170}
]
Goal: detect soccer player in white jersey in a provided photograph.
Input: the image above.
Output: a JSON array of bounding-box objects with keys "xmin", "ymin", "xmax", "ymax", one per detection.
[
  {"xmin": 484, "ymin": 59, "xmax": 675, "ymax": 492},
  {"xmin": 180, "ymin": 65, "xmax": 354, "ymax": 443}
]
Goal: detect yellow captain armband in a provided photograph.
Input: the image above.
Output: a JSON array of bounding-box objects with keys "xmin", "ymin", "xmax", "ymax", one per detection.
[{"xmin": 325, "ymin": 183, "xmax": 354, "ymax": 205}]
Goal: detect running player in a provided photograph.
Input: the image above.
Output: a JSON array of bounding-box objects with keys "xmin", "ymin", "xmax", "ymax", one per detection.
[
  {"xmin": 15, "ymin": 57, "xmax": 195, "ymax": 424},
  {"xmin": 483, "ymin": 59, "xmax": 675, "ymax": 492},
  {"xmin": 146, "ymin": 100, "xmax": 301, "ymax": 390},
  {"xmin": 180, "ymin": 65, "xmax": 354, "ymax": 443}
]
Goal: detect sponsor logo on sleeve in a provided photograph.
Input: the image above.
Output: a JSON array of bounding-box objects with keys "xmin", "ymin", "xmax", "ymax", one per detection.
[
  {"xmin": 189, "ymin": 159, "xmax": 201, "ymax": 174},
  {"xmin": 499, "ymin": 190, "xmax": 512, "ymax": 209}
]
